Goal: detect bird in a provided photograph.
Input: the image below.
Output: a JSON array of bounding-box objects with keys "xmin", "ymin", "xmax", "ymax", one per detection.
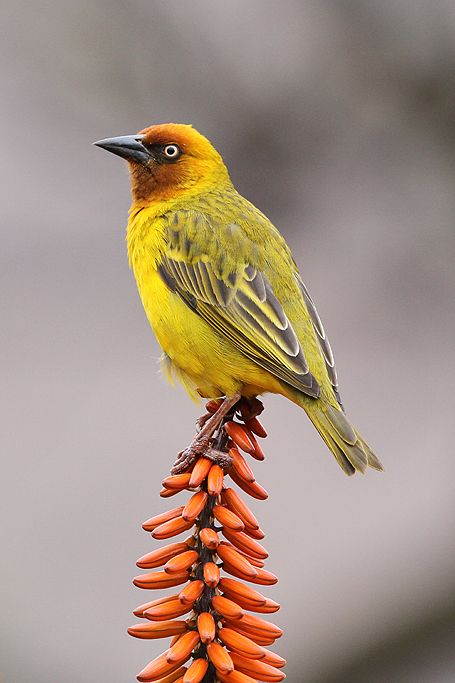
[{"xmin": 94, "ymin": 123, "xmax": 382, "ymax": 476}]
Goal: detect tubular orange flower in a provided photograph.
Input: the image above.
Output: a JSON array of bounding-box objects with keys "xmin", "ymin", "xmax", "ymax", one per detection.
[
  {"xmin": 224, "ymin": 421, "xmax": 254, "ymax": 453},
  {"xmin": 218, "ymin": 627, "xmax": 265, "ymax": 659},
  {"xmin": 228, "ymin": 470, "xmax": 269, "ymax": 500},
  {"xmin": 221, "ymin": 488, "xmax": 260, "ymax": 529},
  {"xmin": 143, "ymin": 599, "xmax": 194, "ymax": 621},
  {"xmin": 213, "ymin": 504, "xmax": 245, "ymax": 531},
  {"xmin": 152, "ymin": 516, "xmax": 194, "ymax": 540},
  {"xmin": 133, "ymin": 594, "xmax": 180, "ymax": 618},
  {"xmin": 197, "ymin": 611, "xmax": 216, "ymax": 643},
  {"xmin": 164, "ymin": 550, "xmax": 199, "ymax": 574},
  {"xmin": 207, "ymin": 463, "xmax": 224, "ymax": 495},
  {"xmin": 230, "ymin": 447, "xmax": 256, "ymax": 483},
  {"xmin": 137, "ymin": 653, "xmax": 185, "ymax": 682},
  {"xmin": 221, "ymin": 527, "xmax": 268, "ymax": 558},
  {"xmin": 178, "ymin": 580, "xmax": 204, "ymax": 605},
  {"xmin": 183, "ymin": 657, "xmax": 208, "ymax": 683},
  {"xmin": 245, "ymin": 416, "xmax": 267, "ymax": 438},
  {"xmin": 129, "ymin": 398, "xmax": 284, "ymax": 683},
  {"xmin": 217, "ymin": 542, "xmax": 258, "ymax": 578},
  {"xmin": 199, "ymin": 527, "xmax": 219, "ymax": 549},
  {"xmin": 136, "ymin": 542, "xmax": 190, "ymax": 569},
  {"xmin": 211, "ymin": 594, "xmax": 244, "ymax": 620},
  {"xmin": 133, "ymin": 570, "xmax": 190, "ymax": 590},
  {"xmin": 182, "ymin": 491, "xmax": 208, "ymax": 522},
  {"xmin": 142, "ymin": 507, "xmax": 185, "ymax": 531},
  {"xmin": 166, "ymin": 631, "xmax": 200, "ymax": 664},
  {"xmin": 261, "ymin": 648, "xmax": 287, "ymax": 668},
  {"xmin": 202, "ymin": 561, "xmax": 220, "ymax": 587},
  {"xmin": 188, "ymin": 457, "xmax": 212, "ymax": 488},
  {"xmin": 128, "ymin": 620, "xmax": 188, "ymax": 640},
  {"xmin": 216, "ymin": 670, "xmax": 256, "ymax": 683},
  {"xmin": 229, "ymin": 652, "xmax": 286, "ymax": 681},
  {"xmin": 206, "ymin": 641, "xmax": 234, "ymax": 673}
]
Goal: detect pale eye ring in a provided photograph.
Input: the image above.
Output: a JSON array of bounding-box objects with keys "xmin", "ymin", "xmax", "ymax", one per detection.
[{"xmin": 163, "ymin": 144, "xmax": 181, "ymax": 159}]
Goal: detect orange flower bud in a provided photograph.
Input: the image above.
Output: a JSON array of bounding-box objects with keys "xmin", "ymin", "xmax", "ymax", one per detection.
[
  {"xmin": 219, "ymin": 579, "xmax": 266, "ymax": 606},
  {"xmin": 133, "ymin": 570, "xmax": 189, "ymax": 590},
  {"xmin": 182, "ymin": 491, "xmax": 208, "ymax": 521},
  {"xmin": 183, "ymin": 657, "xmax": 209, "ymax": 683},
  {"xmin": 222, "ymin": 621, "xmax": 276, "ymax": 646},
  {"xmin": 229, "ymin": 652, "xmax": 286, "ymax": 681},
  {"xmin": 144, "ymin": 598, "xmax": 194, "ymax": 621},
  {"xmin": 160, "ymin": 487, "xmax": 180, "ymax": 498},
  {"xmin": 216, "ymin": 671, "xmax": 256, "ymax": 683},
  {"xmin": 245, "ymin": 416, "xmax": 267, "ymax": 438},
  {"xmin": 261, "ymin": 648, "xmax": 287, "ymax": 668},
  {"xmin": 244, "ymin": 429, "xmax": 265, "ymax": 461},
  {"xmin": 166, "ymin": 630, "xmax": 200, "ymax": 664},
  {"xmin": 178, "ymin": 579, "xmax": 204, "ymax": 605},
  {"xmin": 224, "ymin": 421, "xmax": 254, "ymax": 453},
  {"xmin": 142, "ymin": 507, "xmax": 185, "ymax": 532},
  {"xmin": 207, "ymin": 464, "xmax": 224, "ymax": 495},
  {"xmin": 243, "ymin": 525, "xmax": 265, "ymax": 540},
  {"xmin": 136, "ymin": 542, "xmax": 189, "ymax": 569},
  {"xmin": 221, "ymin": 528, "xmax": 268, "ymax": 559},
  {"xmin": 217, "ymin": 542, "xmax": 257, "ymax": 578},
  {"xmin": 137, "ymin": 653, "xmax": 185, "ymax": 682},
  {"xmin": 164, "ymin": 550, "xmax": 199, "ymax": 574},
  {"xmin": 152, "ymin": 517, "xmax": 194, "ymax": 540},
  {"xmin": 188, "ymin": 457, "xmax": 212, "ymax": 488},
  {"xmin": 230, "ymin": 447, "xmax": 255, "ymax": 483},
  {"xmin": 229, "ymin": 470, "xmax": 268, "ymax": 500},
  {"xmin": 197, "ymin": 611, "xmax": 215, "ymax": 643},
  {"xmin": 213, "ymin": 504, "xmax": 245, "ymax": 531},
  {"xmin": 221, "ymin": 488, "xmax": 259, "ymax": 530},
  {"xmin": 239, "ymin": 613, "xmax": 283, "ymax": 639},
  {"xmin": 249, "ymin": 567, "xmax": 278, "ymax": 586},
  {"xmin": 223, "ymin": 590, "xmax": 279, "ymax": 614},
  {"xmin": 199, "ymin": 527, "xmax": 219, "ymax": 549},
  {"xmin": 207, "ymin": 641, "xmax": 234, "ymax": 673},
  {"xmin": 127, "ymin": 620, "xmax": 188, "ymax": 640},
  {"xmin": 218, "ymin": 627, "xmax": 264, "ymax": 659},
  {"xmin": 230, "ymin": 549, "xmax": 264, "ymax": 569},
  {"xmin": 148, "ymin": 668, "xmax": 188, "ymax": 683},
  {"xmin": 133, "ymin": 594, "xmax": 179, "ymax": 618},
  {"xmin": 162, "ymin": 473, "xmax": 192, "ymax": 491},
  {"xmin": 203, "ymin": 561, "xmax": 220, "ymax": 587},
  {"xmin": 211, "ymin": 595, "xmax": 244, "ymax": 620}
]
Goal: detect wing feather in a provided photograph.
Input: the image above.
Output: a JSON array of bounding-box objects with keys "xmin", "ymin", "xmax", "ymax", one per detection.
[{"xmin": 158, "ymin": 213, "xmax": 320, "ymax": 398}]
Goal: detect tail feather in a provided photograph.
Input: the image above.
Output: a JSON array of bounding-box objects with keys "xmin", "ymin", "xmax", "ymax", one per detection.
[{"xmin": 305, "ymin": 401, "xmax": 383, "ymax": 475}]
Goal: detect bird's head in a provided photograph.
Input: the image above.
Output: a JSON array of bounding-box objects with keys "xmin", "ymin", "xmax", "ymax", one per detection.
[{"xmin": 94, "ymin": 123, "xmax": 231, "ymax": 206}]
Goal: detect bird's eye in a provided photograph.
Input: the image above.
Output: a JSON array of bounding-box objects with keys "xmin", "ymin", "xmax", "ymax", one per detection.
[{"xmin": 163, "ymin": 144, "xmax": 181, "ymax": 159}]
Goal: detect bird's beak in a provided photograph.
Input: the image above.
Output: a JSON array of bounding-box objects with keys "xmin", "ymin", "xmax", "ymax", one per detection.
[{"xmin": 93, "ymin": 134, "xmax": 150, "ymax": 164}]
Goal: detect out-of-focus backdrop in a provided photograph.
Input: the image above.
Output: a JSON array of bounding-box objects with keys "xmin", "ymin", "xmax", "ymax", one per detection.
[{"xmin": 1, "ymin": 1, "xmax": 454, "ymax": 681}]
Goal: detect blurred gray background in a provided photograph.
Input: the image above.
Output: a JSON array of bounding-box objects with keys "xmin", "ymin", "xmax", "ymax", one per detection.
[{"xmin": 1, "ymin": 1, "xmax": 454, "ymax": 681}]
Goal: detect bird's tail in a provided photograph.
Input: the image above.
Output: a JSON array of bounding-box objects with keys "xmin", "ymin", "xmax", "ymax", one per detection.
[{"xmin": 304, "ymin": 400, "xmax": 383, "ymax": 475}]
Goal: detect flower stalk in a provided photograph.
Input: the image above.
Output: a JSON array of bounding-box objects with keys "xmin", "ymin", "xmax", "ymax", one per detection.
[{"xmin": 128, "ymin": 398, "xmax": 286, "ymax": 683}]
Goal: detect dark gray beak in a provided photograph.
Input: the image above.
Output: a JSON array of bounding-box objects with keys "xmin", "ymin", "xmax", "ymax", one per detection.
[{"xmin": 93, "ymin": 134, "xmax": 150, "ymax": 164}]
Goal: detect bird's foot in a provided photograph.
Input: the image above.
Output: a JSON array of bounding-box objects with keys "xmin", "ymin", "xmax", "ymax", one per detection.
[
  {"xmin": 171, "ymin": 442, "xmax": 234, "ymax": 475},
  {"xmin": 171, "ymin": 437, "xmax": 210, "ymax": 474},
  {"xmin": 171, "ymin": 391, "xmax": 241, "ymax": 475}
]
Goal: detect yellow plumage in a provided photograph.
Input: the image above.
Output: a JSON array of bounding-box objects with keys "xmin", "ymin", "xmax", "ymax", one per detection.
[{"xmin": 95, "ymin": 123, "xmax": 382, "ymax": 476}]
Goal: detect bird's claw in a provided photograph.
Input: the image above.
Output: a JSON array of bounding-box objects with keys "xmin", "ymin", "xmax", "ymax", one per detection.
[
  {"xmin": 171, "ymin": 442, "xmax": 233, "ymax": 476},
  {"xmin": 171, "ymin": 436, "xmax": 211, "ymax": 474}
]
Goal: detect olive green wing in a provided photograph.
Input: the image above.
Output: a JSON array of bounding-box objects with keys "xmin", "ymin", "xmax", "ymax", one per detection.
[
  {"xmin": 158, "ymin": 211, "xmax": 320, "ymax": 398},
  {"xmin": 294, "ymin": 273, "xmax": 343, "ymax": 408}
]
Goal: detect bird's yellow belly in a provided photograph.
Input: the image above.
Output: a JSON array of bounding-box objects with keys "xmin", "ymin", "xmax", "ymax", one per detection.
[{"xmin": 135, "ymin": 269, "xmax": 283, "ymax": 399}]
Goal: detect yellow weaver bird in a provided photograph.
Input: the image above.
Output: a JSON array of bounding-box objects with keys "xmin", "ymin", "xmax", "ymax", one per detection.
[{"xmin": 94, "ymin": 123, "xmax": 382, "ymax": 476}]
